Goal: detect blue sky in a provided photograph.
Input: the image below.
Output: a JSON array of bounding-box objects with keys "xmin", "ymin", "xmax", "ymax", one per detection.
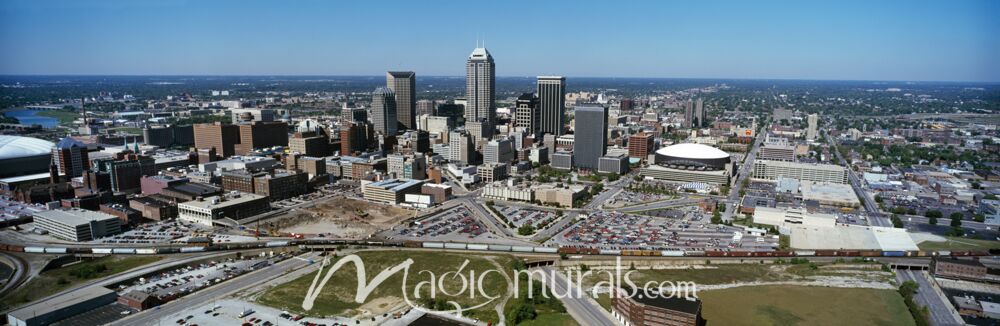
[{"xmin": 1, "ymin": 0, "xmax": 997, "ymax": 82}]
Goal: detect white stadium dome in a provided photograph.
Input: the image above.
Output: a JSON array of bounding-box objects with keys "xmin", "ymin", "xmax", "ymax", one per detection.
[
  {"xmin": 655, "ymin": 143, "xmax": 729, "ymax": 160},
  {"xmin": 0, "ymin": 135, "xmax": 54, "ymax": 160}
]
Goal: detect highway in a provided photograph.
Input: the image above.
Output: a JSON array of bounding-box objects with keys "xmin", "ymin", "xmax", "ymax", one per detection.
[
  {"xmin": 115, "ymin": 252, "xmax": 320, "ymax": 326},
  {"xmin": 536, "ymin": 266, "xmax": 617, "ymax": 326},
  {"xmin": 895, "ymin": 269, "xmax": 964, "ymax": 326},
  {"xmin": 824, "ymin": 130, "xmax": 891, "ymax": 228},
  {"xmin": 722, "ymin": 125, "xmax": 766, "ymax": 221},
  {"xmin": 0, "ymin": 252, "xmax": 28, "ymax": 298}
]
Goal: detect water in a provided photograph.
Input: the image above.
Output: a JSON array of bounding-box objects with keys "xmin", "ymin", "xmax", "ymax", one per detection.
[{"xmin": 3, "ymin": 109, "xmax": 59, "ymax": 128}]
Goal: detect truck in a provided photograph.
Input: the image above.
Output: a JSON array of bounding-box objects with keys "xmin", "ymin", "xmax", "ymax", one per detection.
[{"xmin": 238, "ymin": 309, "xmax": 254, "ymax": 318}]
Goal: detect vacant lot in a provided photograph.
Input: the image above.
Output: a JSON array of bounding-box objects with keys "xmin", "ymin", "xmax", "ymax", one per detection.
[
  {"xmin": 917, "ymin": 236, "xmax": 1000, "ymax": 251},
  {"xmin": 699, "ymin": 285, "xmax": 914, "ymax": 326},
  {"xmin": 256, "ymin": 251, "xmax": 516, "ymax": 324},
  {"xmin": 0, "ymin": 255, "xmax": 163, "ymax": 311},
  {"xmin": 274, "ymin": 197, "xmax": 413, "ymax": 238}
]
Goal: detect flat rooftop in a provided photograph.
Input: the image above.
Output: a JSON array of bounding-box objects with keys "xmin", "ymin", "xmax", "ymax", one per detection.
[
  {"xmin": 8, "ymin": 286, "xmax": 115, "ymax": 321},
  {"xmin": 368, "ymin": 178, "xmax": 424, "ymax": 192},
  {"xmin": 179, "ymin": 192, "xmax": 267, "ymax": 209},
  {"xmin": 33, "ymin": 208, "xmax": 119, "ymax": 226}
]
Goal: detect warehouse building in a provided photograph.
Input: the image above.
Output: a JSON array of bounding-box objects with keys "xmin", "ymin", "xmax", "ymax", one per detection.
[
  {"xmin": 611, "ymin": 288, "xmax": 705, "ymax": 326},
  {"xmin": 363, "ymin": 178, "xmax": 426, "ymax": 204},
  {"xmin": 32, "ymin": 208, "xmax": 122, "ymax": 242},
  {"xmin": 7, "ymin": 286, "xmax": 117, "ymax": 326},
  {"xmin": 752, "ymin": 160, "xmax": 848, "ymax": 184}
]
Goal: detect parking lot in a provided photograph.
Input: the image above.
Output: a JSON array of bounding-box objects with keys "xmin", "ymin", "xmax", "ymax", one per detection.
[
  {"xmin": 98, "ymin": 220, "xmax": 197, "ymax": 244},
  {"xmin": 158, "ymin": 298, "xmax": 423, "ymax": 326},
  {"xmin": 114, "ymin": 253, "xmax": 289, "ymax": 304},
  {"xmin": 0, "ymin": 196, "xmax": 43, "ymax": 220},
  {"xmin": 496, "ymin": 205, "xmax": 559, "ymax": 230},
  {"xmin": 546, "ymin": 210, "xmax": 779, "ymax": 251},
  {"xmin": 389, "ymin": 206, "xmax": 489, "ymax": 241}
]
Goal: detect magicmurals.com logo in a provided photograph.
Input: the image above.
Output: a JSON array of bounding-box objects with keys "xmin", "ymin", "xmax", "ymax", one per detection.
[{"xmin": 301, "ymin": 255, "xmax": 698, "ymax": 322}]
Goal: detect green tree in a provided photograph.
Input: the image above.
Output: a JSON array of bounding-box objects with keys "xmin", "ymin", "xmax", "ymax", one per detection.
[{"xmin": 924, "ymin": 210, "xmax": 942, "ymax": 219}]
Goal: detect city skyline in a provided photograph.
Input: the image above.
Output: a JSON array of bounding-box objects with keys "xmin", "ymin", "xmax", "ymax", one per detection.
[{"xmin": 1, "ymin": 0, "xmax": 997, "ymax": 82}]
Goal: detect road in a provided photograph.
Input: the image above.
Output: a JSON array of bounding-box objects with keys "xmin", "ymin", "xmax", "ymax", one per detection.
[
  {"xmin": 614, "ymin": 198, "xmax": 701, "ymax": 213},
  {"xmin": 115, "ymin": 252, "xmax": 319, "ymax": 326},
  {"xmin": 1, "ymin": 252, "xmax": 234, "ymax": 316},
  {"xmin": 824, "ymin": 130, "xmax": 891, "ymax": 227},
  {"xmin": 0, "ymin": 252, "xmax": 28, "ymax": 297},
  {"xmin": 536, "ymin": 266, "xmax": 616, "ymax": 326},
  {"xmin": 722, "ymin": 125, "xmax": 766, "ymax": 221},
  {"xmin": 896, "ymin": 269, "xmax": 964, "ymax": 326}
]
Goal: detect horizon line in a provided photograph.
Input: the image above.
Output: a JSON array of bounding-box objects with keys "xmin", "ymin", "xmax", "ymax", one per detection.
[{"xmin": 1, "ymin": 74, "xmax": 998, "ymax": 84}]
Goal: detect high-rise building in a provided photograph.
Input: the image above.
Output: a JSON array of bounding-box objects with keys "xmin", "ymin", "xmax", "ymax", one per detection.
[
  {"xmin": 416, "ymin": 100, "xmax": 435, "ymax": 117},
  {"xmin": 52, "ymin": 137, "xmax": 90, "ymax": 178},
  {"xmin": 449, "ymin": 131, "xmax": 476, "ymax": 166},
  {"xmin": 537, "ymin": 76, "xmax": 566, "ymax": 136},
  {"xmin": 371, "ymin": 87, "xmax": 398, "ymax": 136},
  {"xmin": 288, "ymin": 131, "xmax": 329, "ymax": 157},
  {"xmin": 628, "ymin": 132, "xmax": 655, "ymax": 162},
  {"xmin": 143, "ymin": 125, "xmax": 194, "ymax": 148},
  {"xmin": 193, "ymin": 123, "xmax": 240, "ymax": 158},
  {"xmin": 484, "ymin": 138, "xmax": 514, "ymax": 164},
  {"xmin": 514, "ymin": 93, "xmax": 540, "ymax": 136},
  {"xmin": 807, "ymin": 113, "xmax": 819, "ymax": 140},
  {"xmin": 573, "ymin": 105, "xmax": 608, "ymax": 170},
  {"xmin": 387, "ymin": 71, "xmax": 416, "ymax": 130},
  {"xmin": 342, "ymin": 105, "xmax": 368, "ymax": 125},
  {"xmin": 388, "ymin": 153, "xmax": 427, "ymax": 180},
  {"xmin": 235, "ymin": 121, "xmax": 288, "ymax": 155},
  {"xmin": 465, "ymin": 45, "xmax": 496, "ymax": 137},
  {"xmin": 683, "ymin": 98, "xmax": 706, "ymax": 128},
  {"xmin": 94, "ymin": 152, "xmax": 156, "ymax": 193}
]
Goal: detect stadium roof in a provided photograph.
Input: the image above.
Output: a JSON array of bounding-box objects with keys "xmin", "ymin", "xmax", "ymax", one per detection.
[
  {"xmin": 656, "ymin": 143, "xmax": 729, "ymax": 160},
  {"xmin": 0, "ymin": 135, "xmax": 54, "ymax": 160}
]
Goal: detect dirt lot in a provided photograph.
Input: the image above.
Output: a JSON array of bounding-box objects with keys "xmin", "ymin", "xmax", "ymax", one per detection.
[{"xmin": 272, "ymin": 197, "xmax": 414, "ymax": 238}]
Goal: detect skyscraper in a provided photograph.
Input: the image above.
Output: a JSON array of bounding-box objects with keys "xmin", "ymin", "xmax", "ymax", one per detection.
[
  {"xmin": 387, "ymin": 71, "xmax": 416, "ymax": 130},
  {"xmin": 465, "ymin": 45, "xmax": 496, "ymax": 137},
  {"xmin": 371, "ymin": 87, "xmax": 398, "ymax": 136},
  {"xmin": 573, "ymin": 105, "xmax": 608, "ymax": 170},
  {"xmin": 695, "ymin": 98, "xmax": 705, "ymax": 128},
  {"xmin": 193, "ymin": 122, "xmax": 240, "ymax": 158},
  {"xmin": 807, "ymin": 113, "xmax": 819, "ymax": 140},
  {"xmin": 537, "ymin": 76, "xmax": 566, "ymax": 136},
  {"xmin": 514, "ymin": 93, "xmax": 540, "ymax": 136}
]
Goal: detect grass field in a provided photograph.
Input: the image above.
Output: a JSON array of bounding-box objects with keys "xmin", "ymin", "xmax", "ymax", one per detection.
[
  {"xmin": 0, "ymin": 255, "xmax": 163, "ymax": 311},
  {"xmin": 517, "ymin": 313, "xmax": 578, "ymax": 326},
  {"xmin": 257, "ymin": 251, "xmax": 517, "ymax": 324},
  {"xmin": 699, "ymin": 285, "xmax": 915, "ymax": 326},
  {"xmin": 917, "ymin": 236, "xmax": 1000, "ymax": 251},
  {"xmin": 35, "ymin": 110, "xmax": 81, "ymax": 125}
]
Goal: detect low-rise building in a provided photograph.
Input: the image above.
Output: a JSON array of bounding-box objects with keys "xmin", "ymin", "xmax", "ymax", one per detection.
[
  {"xmin": 421, "ymin": 183, "xmax": 452, "ymax": 203},
  {"xmin": 363, "ymin": 179, "xmax": 426, "ymax": 204},
  {"xmin": 611, "ymin": 289, "xmax": 705, "ymax": 326},
  {"xmin": 598, "ymin": 153, "xmax": 629, "ymax": 175},
  {"xmin": 32, "ymin": 209, "xmax": 122, "ymax": 242},
  {"xmin": 129, "ymin": 196, "xmax": 178, "ymax": 221},
  {"xmin": 7, "ymin": 286, "xmax": 117, "ymax": 326},
  {"xmin": 933, "ymin": 258, "xmax": 988, "ymax": 280},
  {"xmin": 478, "ymin": 163, "xmax": 509, "ymax": 183},
  {"xmin": 753, "ymin": 206, "xmax": 836, "ymax": 230},
  {"xmin": 177, "ymin": 192, "xmax": 270, "ymax": 226},
  {"xmin": 483, "ymin": 182, "xmax": 534, "ymax": 202},
  {"xmin": 535, "ymin": 184, "xmax": 589, "ymax": 208}
]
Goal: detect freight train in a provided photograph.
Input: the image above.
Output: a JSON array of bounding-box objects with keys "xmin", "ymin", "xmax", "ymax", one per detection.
[{"xmin": 0, "ymin": 240, "xmax": 994, "ymax": 258}]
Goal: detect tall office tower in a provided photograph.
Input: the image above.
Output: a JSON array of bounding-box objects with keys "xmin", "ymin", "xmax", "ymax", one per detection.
[
  {"xmin": 514, "ymin": 93, "xmax": 540, "ymax": 136},
  {"xmin": 465, "ymin": 45, "xmax": 496, "ymax": 136},
  {"xmin": 52, "ymin": 137, "xmax": 90, "ymax": 178},
  {"xmin": 387, "ymin": 71, "xmax": 416, "ymax": 130},
  {"xmin": 537, "ymin": 76, "xmax": 566, "ymax": 136},
  {"xmin": 683, "ymin": 99, "xmax": 694, "ymax": 128},
  {"xmin": 465, "ymin": 121, "xmax": 489, "ymax": 146},
  {"xmin": 340, "ymin": 123, "xmax": 371, "ymax": 156},
  {"xmin": 806, "ymin": 113, "xmax": 819, "ymax": 140},
  {"xmin": 449, "ymin": 131, "xmax": 476, "ymax": 166},
  {"xmin": 371, "ymin": 87, "xmax": 398, "ymax": 136},
  {"xmin": 416, "ymin": 99, "xmax": 435, "ymax": 117},
  {"xmin": 194, "ymin": 122, "xmax": 240, "ymax": 158},
  {"xmin": 694, "ymin": 98, "xmax": 705, "ymax": 128},
  {"xmin": 573, "ymin": 105, "xmax": 609, "ymax": 170},
  {"xmin": 620, "ymin": 99, "xmax": 635, "ymax": 111}
]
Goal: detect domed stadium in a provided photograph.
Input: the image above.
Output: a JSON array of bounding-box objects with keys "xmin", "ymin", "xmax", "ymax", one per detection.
[
  {"xmin": 654, "ymin": 143, "xmax": 731, "ymax": 170},
  {"xmin": 0, "ymin": 135, "xmax": 55, "ymax": 178}
]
